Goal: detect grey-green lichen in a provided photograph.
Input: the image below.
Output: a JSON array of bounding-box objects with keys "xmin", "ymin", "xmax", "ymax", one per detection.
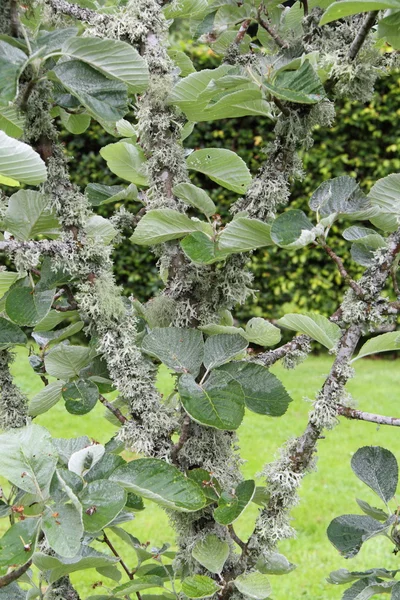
[
  {"xmin": 44, "ymin": 576, "xmax": 80, "ymax": 600},
  {"xmin": 0, "ymin": 350, "xmax": 28, "ymax": 430}
]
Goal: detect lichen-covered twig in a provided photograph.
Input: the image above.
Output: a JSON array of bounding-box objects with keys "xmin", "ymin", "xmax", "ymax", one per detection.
[
  {"xmin": 320, "ymin": 242, "xmax": 365, "ymax": 298},
  {"xmin": 0, "ymin": 559, "xmax": 32, "ymax": 588},
  {"xmin": 171, "ymin": 414, "xmax": 191, "ymax": 465},
  {"xmin": 348, "ymin": 11, "xmax": 379, "ymax": 61},
  {"xmin": 233, "ymin": 19, "xmax": 252, "ymax": 46},
  {"xmin": 337, "ymin": 405, "xmax": 400, "ymax": 427},
  {"xmin": 45, "ymin": 0, "xmax": 106, "ymax": 25},
  {"xmin": 99, "ymin": 394, "xmax": 128, "ymax": 425},
  {"xmin": 256, "ymin": 335, "xmax": 311, "ymax": 367}
]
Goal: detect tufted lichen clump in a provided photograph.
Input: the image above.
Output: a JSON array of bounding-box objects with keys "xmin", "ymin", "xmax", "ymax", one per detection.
[{"xmin": 0, "ymin": 351, "xmax": 28, "ymax": 430}]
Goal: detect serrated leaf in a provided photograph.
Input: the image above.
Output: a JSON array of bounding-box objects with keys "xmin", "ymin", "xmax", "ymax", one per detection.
[
  {"xmin": 218, "ymin": 362, "xmax": 293, "ymax": 417},
  {"xmin": 52, "ymin": 60, "xmax": 128, "ymax": 122},
  {"xmin": 0, "ymin": 270, "xmax": 25, "ymax": 298},
  {"xmin": 85, "ymin": 453, "xmax": 125, "ymax": 484},
  {"xmin": 142, "ymin": 327, "xmax": 204, "ymax": 376},
  {"xmin": 181, "ymin": 232, "xmax": 224, "ymax": 264},
  {"xmin": 42, "ymin": 501, "xmax": 83, "ymax": 557},
  {"xmin": 168, "ymin": 49, "xmax": 196, "ymax": 76},
  {"xmin": 131, "ymin": 209, "xmax": 206, "ymax": 245},
  {"xmin": 59, "ymin": 108, "xmax": 91, "ymax": 134},
  {"xmin": 6, "ymin": 287, "xmax": 54, "ymax": 327},
  {"xmin": 203, "ymin": 333, "xmax": 248, "ymax": 369},
  {"xmin": 0, "ymin": 424, "xmax": 58, "ymax": 496},
  {"xmin": 0, "ymin": 317, "xmax": 27, "ymax": 349},
  {"xmin": 368, "ymin": 173, "xmax": 400, "ymax": 232},
  {"xmin": 182, "ymin": 575, "xmax": 221, "ymax": 598},
  {"xmin": 4, "ymin": 190, "xmax": 59, "ymax": 240},
  {"xmin": 351, "ymin": 234, "xmax": 388, "ymax": 266},
  {"xmin": 327, "ymin": 567, "xmax": 399, "ymax": 585},
  {"xmin": 61, "ymin": 36, "xmax": 149, "ymax": 92},
  {"xmin": 45, "ymin": 344, "xmax": 91, "ymax": 379},
  {"xmin": 85, "ymin": 215, "xmax": 117, "ymax": 244},
  {"xmin": 0, "ymin": 518, "xmax": 39, "ymax": 568},
  {"xmin": 179, "ymin": 371, "xmax": 245, "ymax": 430},
  {"xmin": 173, "ymin": 182, "xmax": 216, "ymax": 217},
  {"xmin": 244, "ymin": 318, "xmax": 281, "ymax": 347},
  {"xmin": 79, "ymin": 479, "xmax": 127, "ymax": 532},
  {"xmin": 114, "ymin": 576, "xmax": 165, "ymax": 596},
  {"xmin": 63, "ymin": 379, "xmax": 99, "ymax": 415},
  {"xmin": 32, "ymin": 547, "xmax": 118, "ymax": 584},
  {"xmin": 186, "ymin": 469, "xmax": 221, "ymax": 502},
  {"xmin": 110, "ymin": 458, "xmax": 206, "ymax": 512},
  {"xmin": 0, "ymin": 40, "xmax": 26, "ymax": 106},
  {"xmin": 327, "ymin": 514, "xmax": 388, "ymax": 557},
  {"xmin": 85, "ymin": 183, "xmax": 138, "ymax": 206},
  {"xmin": 264, "ymin": 61, "xmax": 325, "ymax": 104},
  {"xmin": 0, "ymin": 105, "xmax": 24, "ymax": 138},
  {"xmin": 100, "ymin": 141, "xmax": 148, "ymax": 186},
  {"xmin": 271, "ymin": 209, "xmax": 315, "ymax": 249},
  {"xmin": 277, "ymin": 312, "xmax": 341, "ymax": 350},
  {"xmin": 0, "ymin": 130, "xmax": 47, "ymax": 185},
  {"xmin": 34, "ymin": 309, "xmax": 79, "ymax": 332},
  {"xmin": 31, "ymin": 321, "xmax": 84, "ymax": 348},
  {"xmin": 214, "ymin": 480, "xmax": 255, "ymax": 525},
  {"xmin": 187, "ymin": 148, "xmax": 251, "ymax": 194},
  {"xmin": 320, "ymin": 0, "xmax": 400, "ymax": 26},
  {"xmin": 164, "ymin": 0, "xmax": 208, "ymax": 18},
  {"xmin": 218, "ymin": 217, "xmax": 272, "ymax": 253},
  {"xmin": 309, "ymin": 176, "xmax": 376, "ymax": 221},
  {"xmin": 29, "ymin": 380, "xmax": 65, "ymax": 417},
  {"xmin": 351, "ymin": 446, "xmax": 398, "ymax": 504},
  {"xmin": 53, "ymin": 436, "xmax": 91, "ymax": 466},
  {"xmin": 356, "ymin": 499, "xmax": 389, "ymax": 522},
  {"xmin": 233, "ymin": 571, "xmax": 272, "ymax": 599},
  {"xmin": 343, "ymin": 226, "xmax": 377, "ymax": 241},
  {"xmin": 256, "ymin": 552, "xmax": 296, "ymax": 575},
  {"xmin": 355, "ymin": 332, "xmax": 400, "ymax": 361},
  {"xmin": 192, "ymin": 534, "xmax": 229, "ymax": 574}
]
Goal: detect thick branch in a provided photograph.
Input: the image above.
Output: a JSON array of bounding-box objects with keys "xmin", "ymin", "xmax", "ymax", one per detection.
[
  {"xmin": 0, "ymin": 239, "xmax": 76, "ymax": 255},
  {"xmin": 45, "ymin": 0, "xmax": 106, "ymax": 24},
  {"xmin": 348, "ymin": 11, "xmax": 379, "ymax": 61},
  {"xmin": 99, "ymin": 394, "xmax": 128, "ymax": 425},
  {"xmin": 228, "ymin": 525, "xmax": 246, "ymax": 551},
  {"xmin": 0, "ymin": 559, "xmax": 32, "ymax": 588},
  {"xmin": 233, "ymin": 19, "xmax": 252, "ymax": 45},
  {"xmin": 257, "ymin": 334, "xmax": 311, "ymax": 367},
  {"xmin": 337, "ymin": 405, "xmax": 400, "ymax": 427},
  {"xmin": 321, "ymin": 243, "xmax": 365, "ymax": 297}
]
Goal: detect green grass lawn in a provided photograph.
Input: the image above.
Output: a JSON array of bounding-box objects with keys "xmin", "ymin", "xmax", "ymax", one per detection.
[{"xmin": 8, "ymin": 351, "xmax": 400, "ymax": 599}]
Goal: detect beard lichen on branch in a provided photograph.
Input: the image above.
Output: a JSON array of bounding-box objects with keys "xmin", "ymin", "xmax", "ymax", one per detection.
[{"xmin": 0, "ymin": 350, "xmax": 28, "ymax": 430}]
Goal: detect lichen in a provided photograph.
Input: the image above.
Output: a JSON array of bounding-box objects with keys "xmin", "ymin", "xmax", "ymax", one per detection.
[{"xmin": 0, "ymin": 350, "xmax": 28, "ymax": 430}]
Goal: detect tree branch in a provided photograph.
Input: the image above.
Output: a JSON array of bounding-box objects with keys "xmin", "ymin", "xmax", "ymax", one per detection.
[
  {"xmin": 99, "ymin": 394, "xmax": 128, "ymax": 425},
  {"xmin": 45, "ymin": 0, "xmax": 106, "ymax": 25},
  {"xmin": 0, "ymin": 559, "xmax": 32, "ymax": 588},
  {"xmin": 321, "ymin": 242, "xmax": 365, "ymax": 298},
  {"xmin": 233, "ymin": 19, "xmax": 252, "ymax": 45},
  {"xmin": 337, "ymin": 404, "xmax": 400, "ymax": 427},
  {"xmin": 348, "ymin": 11, "xmax": 379, "ymax": 61},
  {"xmin": 256, "ymin": 334, "xmax": 311, "ymax": 367},
  {"xmin": 257, "ymin": 7, "xmax": 288, "ymax": 49},
  {"xmin": 102, "ymin": 531, "xmax": 133, "ymax": 580},
  {"xmin": 171, "ymin": 414, "xmax": 191, "ymax": 465},
  {"xmin": 228, "ymin": 525, "xmax": 246, "ymax": 551},
  {"xmin": 0, "ymin": 239, "xmax": 76, "ymax": 255}
]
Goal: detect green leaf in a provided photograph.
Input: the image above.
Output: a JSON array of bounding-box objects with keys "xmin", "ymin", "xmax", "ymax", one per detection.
[
  {"xmin": 186, "ymin": 468, "xmax": 221, "ymax": 502},
  {"xmin": 392, "ymin": 581, "xmax": 400, "ymax": 599},
  {"xmin": 192, "ymin": 534, "xmax": 229, "ymax": 574},
  {"xmin": 343, "ymin": 226, "xmax": 377, "ymax": 241},
  {"xmin": 0, "ymin": 270, "xmax": 25, "ymax": 298},
  {"xmin": 182, "ymin": 575, "xmax": 221, "ymax": 598},
  {"xmin": 110, "ymin": 458, "xmax": 206, "ymax": 512},
  {"xmin": 59, "ymin": 108, "xmax": 91, "ymax": 134},
  {"xmin": 271, "ymin": 209, "xmax": 315, "ymax": 249},
  {"xmin": 243, "ymin": 318, "xmax": 281, "ymax": 347},
  {"xmin": 214, "ymin": 480, "xmax": 255, "ymax": 525},
  {"xmin": 52, "ymin": 436, "xmax": 91, "ymax": 466},
  {"xmin": 0, "ymin": 40, "xmax": 26, "ymax": 106},
  {"xmin": 0, "ymin": 130, "xmax": 47, "ymax": 185},
  {"xmin": 0, "ymin": 424, "xmax": 58, "ymax": 496},
  {"xmin": 173, "ymin": 182, "xmax": 216, "ymax": 217},
  {"xmin": 277, "ymin": 312, "xmax": 341, "ymax": 350},
  {"xmin": 68, "ymin": 444, "xmax": 105, "ymax": 477},
  {"xmin": 351, "ymin": 234, "xmax": 388, "ymax": 266},
  {"xmin": 5, "ymin": 287, "xmax": 54, "ymax": 327},
  {"xmin": 142, "ymin": 327, "xmax": 204, "ymax": 376},
  {"xmin": 264, "ymin": 61, "xmax": 325, "ymax": 104},
  {"xmin": 61, "ymin": 36, "xmax": 149, "ymax": 93},
  {"xmin": 31, "ymin": 321, "xmax": 85, "ymax": 348},
  {"xmin": 355, "ymin": 498, "xmax": 389, "ymax": 522},
  {"xmin": 351, "ymin": 446, "xmax": 398, "ymax": 504},
  {"xmin": 168, "ymin": 50, "xmax": 196, "ymax": 77},
  {"xmin": 320, "ymin": 0, "xmax": 400, "ymax": 25},
  {"xmin": 34, "ymin": 309, "xmax": 79, "ymax": 332},
  {"xmin": 187, "ymin": 148, "xmax": 251, "ymax": 194},
  {"xmin": 42, "ymin": 502, "xmax": 83, "ymax": 557},
  {"xmin": 4, "ymin": 190, "xmax": 59, "ymax": 240},
  {"xmin": 0, "ymin": 105, "xmax": 24, "ymax": 138},
  {"xmin": 85, "ymin": 453, "xmax": 125, "ymax": 484},
  {"xmin": 218, "ymin": 362, "xmax": 293, "ymax": 417},
  {"xmin": 85, "ymin": 183, "xmax": 138, "ymax": 206},
  {"xmin": 327, "ymin": 514, "xmax": 388, "ymax": 558},
  {"xmin": 181, "ymin": 232, "xmax": 224, "ymax": 265},
  {"xmin": 35, "ymin": 27, "xmax": 78, "ymax": 53},
  {"xmin": 45, "ymin": 345, "xmax": 92, "ymax": 379},
  {"xmin": 100, "ymin": 141, "xmax": 148, "ymax": 186},
  {"xmin": 32, "ymin": 547, "xmax": 118, "ymax": 584},
  {"xmin": 256, "ymin": 552, "xmax": 296, "ymax": 575},
  {"xmin": 0, "ymin": 518, "xmax": 39, "ymax": 568},
  {"xmin": 0, "ymin": 317, "xmax": 27, "ymax": 349},
  {"xmin": 203, "ymin": 333, "xmax": 248, "ymax": 369},
  {"xmin": 28, "ymin": 380, "xmax": 65, "ymax": 417},
  {"xmin": 327, "ymin": 567, "xmax": 399, "ymax": 585},
  {"xmin": 369, "ymin": 173, "xmax": 400, "ymax": 232},
  {"xmin": 63, "ymin": 379, "xmax": 99, "ymax": 415},
  {"xmin": 378, "ymin": 10, "xmax": 400, "ymax": 49},
  {"xmin": 79, "ymin": 479, "xmax": 127, "ymax": 532},
  {"xmin": 178, "ymin": 371, "xmax": 245, "ymax": 430},
  {"xmin": 52, "ymin": 60, "xmax": 128, "ymax": 121},
  {"xmin": 164, "ymin": 0, "xmax": 208, "ymax": 18},
  {"xmin": 309, "ymin": 176, "xmax": 376, "ymax": 221},
  {"xmin": 354, "ymin": 332, "xmax": 400, "ymax": 361},
  {"xmin": 218, "ymin": 217, "xmax": 273, "ymax": 253},
  {"xmin": 131, "ymin": 209, "xmax": 206, "ymax": 245},
  {"xmin": 0, "ymin": 583, "xmax": 25, "ymax": 599},
  {"xmin": 85, "ymin": 215, "xmax": 117, "ymax": 245},
  {"xmin": 233, "ymin": 571, "xmax": 272, "ymax": 599},
  {"xmin": 114, "ymin": 576, "xmax": 165, "ymax": 597}
]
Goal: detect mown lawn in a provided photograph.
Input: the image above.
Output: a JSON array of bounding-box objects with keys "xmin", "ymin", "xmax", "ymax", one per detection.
[{"xmin": 8, "ymin": 350, "xmax": 400, "ymax": 599}]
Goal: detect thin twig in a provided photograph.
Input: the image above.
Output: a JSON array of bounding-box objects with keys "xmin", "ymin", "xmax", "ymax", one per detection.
[
  {"xmin": 348, "ymin": 11, "xmax": 379, "ymax": 61},
  {"xmin": 256, "ymin": 334, "xmax": 311, "ymax": 367},
  {"xmin": 171, "ymin": 414, "xmax": 191, "ymax": 465},
  {"xmin": 257, "ymin": 6, "xmax": 288, "ymax": 49},
  {"xmin": 228, "ymin": 525, "xmax": 246, "ymax": 550},
  {"xmin": 10, "ymin": 0, "xmax": 20, "ymax": 37},
  {"xmin": 233, "ymin": 19, "xmax": 252, "ymax": 45},
  {"xmin": 300, "ymin": 0, "xmax": 308, "ymax": 16},
  {"xmin": 103, "ymin": 531, "xmax": 133, "ymax": 580},
  {"xmin": 337, "ymin": 405, "xmax": 400, "ymax": 427},
  {"xmin": 272, "ymin": 97, "xmax": 290, "ymax": 116},
  {"xmin": 99, "ymin": 394, "xmax": 128, "ymax": 425},
  {"xmin": 0, "ymin": 559, "xmax": 32, "ymax": 588},
  {"xmin": 321, "ymin": 242, "xmax": 365, "ymax": 298},
  {"xmin": 392, "ymin": 267, "xmax": 400, "ymax": 299}
]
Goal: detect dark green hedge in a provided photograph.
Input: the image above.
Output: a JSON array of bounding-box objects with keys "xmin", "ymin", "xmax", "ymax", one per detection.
[{"xmin": 62, "ymin": 50, "xmax": 400, "ymax": 321}]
